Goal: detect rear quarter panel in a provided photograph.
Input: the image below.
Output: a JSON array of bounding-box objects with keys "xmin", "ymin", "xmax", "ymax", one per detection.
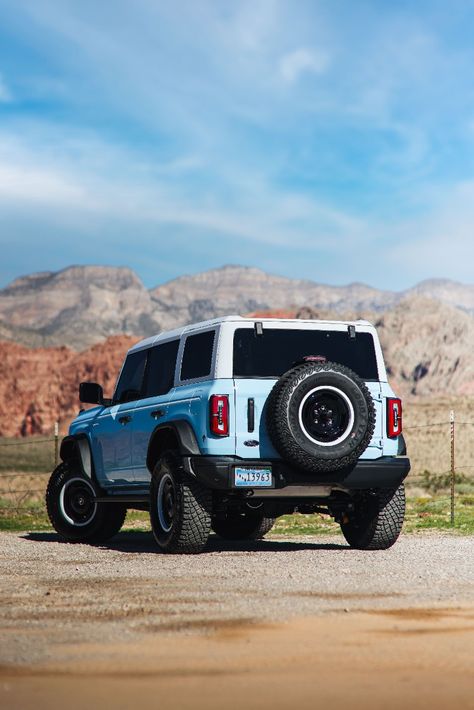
[{"xmin": 168, "ymin": 379, "xmax": 236, "ymax": 456}]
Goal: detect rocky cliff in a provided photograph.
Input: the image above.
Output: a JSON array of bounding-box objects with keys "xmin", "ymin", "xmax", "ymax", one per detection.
[
  {"xmin": 0, "ymin": 336, "xmax": 137, "ymax": 437},
  {"xmin": 1, "ymin": 295, "xmax": 473, "ymax": 437},
  {"xmin": 292, "ymin": 297, "xmax": 474, "ymax": 398},
  {"xmin": 1, "ymin": 264, "xmax": 473, "ymax": 350},
  {"xmin": 0, "ymin": 266, "xmax": 160, "ymax": 349},
  {"xmin": 0, "ymin": 265, "xmax": 473, "ymax": 437}
]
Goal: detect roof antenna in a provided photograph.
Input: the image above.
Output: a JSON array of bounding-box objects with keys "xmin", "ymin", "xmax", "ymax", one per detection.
[{"xmin": 254, "ymin": 321, "xmax": 263, "ymax": 337}]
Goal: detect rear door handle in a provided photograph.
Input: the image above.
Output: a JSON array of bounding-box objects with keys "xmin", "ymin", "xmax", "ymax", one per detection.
[
  {"xmin": 247, "ymin": 398, "xmax": 255, "ymax": 432},
  {"xmin": 151, "ymin": 409, "xmax": 165, "ymax": 420},
  {"xmin": 118, "ymin": 415, "xmax": 132, "ymax": 425}
]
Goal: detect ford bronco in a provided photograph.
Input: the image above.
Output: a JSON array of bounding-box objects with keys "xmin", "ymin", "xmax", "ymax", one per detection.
[{"xmin": 46, "ymin": 316, "xmax": 410, "ymax": 553}]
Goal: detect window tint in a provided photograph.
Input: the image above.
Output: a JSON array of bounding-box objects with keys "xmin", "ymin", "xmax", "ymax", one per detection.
[
  {"xmin": 181, "ymin": 330, "xmax": 215, "ymax": 381},
  {"xmin": 233, "ymin": 328, "xmax": 378, "ymax": 380},
  {"xmin": 144, "ymin": 340, "xmax": 179, "ymax": 397},
  {"xmin": 114, "ymin": 350, "xmax": 148, "ymax": 403}
]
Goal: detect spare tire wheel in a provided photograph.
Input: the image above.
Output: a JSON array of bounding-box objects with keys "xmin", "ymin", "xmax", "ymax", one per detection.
[{"xmin": 266, "ymin": 361, "xmax": 376, "ymax": 473}]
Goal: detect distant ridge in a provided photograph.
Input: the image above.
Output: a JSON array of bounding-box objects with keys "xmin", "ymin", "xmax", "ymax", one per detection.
[
  {"xmin": 0, "ymin": 263, "xmax": 472, "ymax": 349},
  {"xmin": 0, "ymin": 265, "xmax": 473, "ymax": 433}
]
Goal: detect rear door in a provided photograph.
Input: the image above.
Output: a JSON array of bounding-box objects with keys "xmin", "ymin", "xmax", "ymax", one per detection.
[{"xmin": 132, "ymin": 339, "xmax": 180, "ymax": 483}]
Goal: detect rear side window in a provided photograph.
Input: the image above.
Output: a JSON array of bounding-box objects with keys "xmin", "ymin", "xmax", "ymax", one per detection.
[
  {"xmin": 114, "ymin": 350, "xmax": 148, "ymax": 403},
  {"xmin": 180, "ymin": 330, "xmax": 215, "ymax": 381},
  {"xmin": 144, "ymin": 340, "xmax": 179, "ymax": 397},
  {"xmin": 233, "ymin": 328, "xmax": 378, "ymax": 380}
]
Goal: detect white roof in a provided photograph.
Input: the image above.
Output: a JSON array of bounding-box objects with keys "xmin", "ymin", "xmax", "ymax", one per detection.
[{"xmin": 128, "ymin": 314, "xmax": 374, "ymax": 353}]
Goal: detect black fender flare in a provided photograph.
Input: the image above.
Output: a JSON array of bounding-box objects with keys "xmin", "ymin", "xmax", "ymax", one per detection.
[
  {"xmin": 60, "ymin": 434, "xmax": 94, "ymax": 479},
  {"xmin": 146, "ymin": 421, "xmax": 201, "ymax": 472}
]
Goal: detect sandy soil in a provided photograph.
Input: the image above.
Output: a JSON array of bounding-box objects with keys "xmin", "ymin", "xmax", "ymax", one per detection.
[
  {"xmin": 2, "ymin": 608, "xmax": 474, "ymax": 710},
  {"xmin": 0, "ymin": 531, "xmax": 473, "ymax": 709}
]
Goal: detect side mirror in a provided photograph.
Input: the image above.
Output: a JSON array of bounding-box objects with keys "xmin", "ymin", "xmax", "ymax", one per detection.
[{"xmin": 79, "ymin": 382, "xmax": 105, "ymax": 405}]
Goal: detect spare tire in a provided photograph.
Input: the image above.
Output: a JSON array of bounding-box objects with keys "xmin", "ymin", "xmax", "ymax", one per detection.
[{"xmin": 266, "ymin": 361, "xmax": 376, "ymax": 473}]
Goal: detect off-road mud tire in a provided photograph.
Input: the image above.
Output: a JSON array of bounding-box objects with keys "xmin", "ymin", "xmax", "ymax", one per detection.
[
  {"xmin": 212, "ymin": 511, "xmax": 275, "ymax": 540},
  {"xmin": 150, "ymin": 451, "xmax": 212, "ymax": 554},
  {"xmin": 340, "ymin": 484, "xmax": 405, "ymax": 550},
  {"xmin": 266, "ymin": 361, "xmax": 376, "ymax": 473},
  {"xmin": 46, "ymin": 462, "xmax": 127, "ymax": 543}
]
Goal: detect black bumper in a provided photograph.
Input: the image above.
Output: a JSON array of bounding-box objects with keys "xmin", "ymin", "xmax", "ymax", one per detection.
[{"xmin": 184, "ymin": 455, "xmax": 411, "ymax": 495}]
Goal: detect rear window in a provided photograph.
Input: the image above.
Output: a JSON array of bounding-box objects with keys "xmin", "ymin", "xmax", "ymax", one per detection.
[
  {"xmin": 180, "ymin": 330, "xmax": 215, "ymax": 381},
  {"xmin": 233, "ymin": 328, "xmax": 378, "ymax": 380},
  {"xmin": 144, "ymin": 339, "xmax": 179, "ymax": 397}
]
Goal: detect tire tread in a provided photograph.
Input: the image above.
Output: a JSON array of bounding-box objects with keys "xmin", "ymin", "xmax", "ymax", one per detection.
[
  {"xmin": 266, "ymin": 362, "xmax": 376, "ymax": 473},
  {"xmin": 150, "ymin": 451, "xmax": 211, "ymax": 554},
  {"xmin": 341, "ymin": 484, "xmax": 405, "ymax": 550}
]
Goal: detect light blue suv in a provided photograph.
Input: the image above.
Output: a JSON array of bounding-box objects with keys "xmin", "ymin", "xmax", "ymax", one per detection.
[{"xmin": 46, "ymin": 316, "xmax": 410, "ymax": 553}]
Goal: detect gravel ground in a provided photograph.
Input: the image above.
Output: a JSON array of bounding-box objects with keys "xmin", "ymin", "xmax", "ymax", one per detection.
[{"xmin": 0, "ymin": 530, "xmax": 473, "ymax": 666}]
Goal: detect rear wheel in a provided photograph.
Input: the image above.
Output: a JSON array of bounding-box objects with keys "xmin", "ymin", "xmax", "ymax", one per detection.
[
  {"xmin": 340, "ymin": 484, "xmax": 405, "ymax": 550},
  {"xmin": 212, "ymin": 510, "xmax": 275, "ymax": 540},
  {"xmin": 46, "ymin": 462, "xmax": 126, "ymax": 543},
  {"xmin": 150, "ymin": 451, "xmax": 211, "ymax": 554}
]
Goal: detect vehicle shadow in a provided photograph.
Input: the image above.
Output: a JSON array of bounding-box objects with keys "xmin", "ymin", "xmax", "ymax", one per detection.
[{"xmin": 23, "ymin": 531, "xmax": 348, "ymax": 553}]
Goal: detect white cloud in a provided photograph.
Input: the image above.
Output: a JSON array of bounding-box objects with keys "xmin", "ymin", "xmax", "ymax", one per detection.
[
  {"xmin": 1, "ymin": 1, "xmax": 473, "ymax": 288},
  {"xmin": 279, "ymin": 48, "xmax": 329, "ymax": 83},
  {"xmin": 0, "ymin": 125, "xmax": 365, "ymax": 253},
  {"xmin": 385, "ymin": 180, "xmax": 474, "ymax": 282},
  {"xmin": 0, "ymin": 164, "xmax": 85, "ymax": 204}
]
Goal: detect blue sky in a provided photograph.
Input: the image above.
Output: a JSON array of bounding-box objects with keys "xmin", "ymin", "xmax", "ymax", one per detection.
[{"xmin": 0, "ymin": 0, "xmax": 474, "ymax": 290}]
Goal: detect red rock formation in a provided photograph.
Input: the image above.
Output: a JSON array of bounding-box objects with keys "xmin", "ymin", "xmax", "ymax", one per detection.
[
  {"xmin": 2, "ymin": 295, "xmax": 474, "ymax": 438},
  {"xmin": 0, "ymin": 336, "xmax": 138, "ymax": 437}
]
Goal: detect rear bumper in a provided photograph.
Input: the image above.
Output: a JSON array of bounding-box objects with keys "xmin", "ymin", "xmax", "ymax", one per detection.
[{"xmin": 184, "ymin": 455, "xmax": 411, "ymax": 495}]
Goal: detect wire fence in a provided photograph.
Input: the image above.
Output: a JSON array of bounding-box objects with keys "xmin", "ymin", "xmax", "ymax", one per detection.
[
  {"xmin": 0, "ymin": 413, "xmax": 473, "ymax": 522},
  {"xmin": 0, "ymin": 422, "xmax": 59, "ymax": 513},
  {"xmin": 397, "ymin": 410, "xmax": 474, "ymax": 524}
]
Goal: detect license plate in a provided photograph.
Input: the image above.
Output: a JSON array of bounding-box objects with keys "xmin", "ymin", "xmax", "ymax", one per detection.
[{"xmin": 234, "ymin": 467, "xmax": 273, "ymax": 487}]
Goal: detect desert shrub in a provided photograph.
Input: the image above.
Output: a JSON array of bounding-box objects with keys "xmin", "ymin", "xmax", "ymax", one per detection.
[{"xmin": 422, "ymin": 469, "xmax": 468, "ymax": 493}]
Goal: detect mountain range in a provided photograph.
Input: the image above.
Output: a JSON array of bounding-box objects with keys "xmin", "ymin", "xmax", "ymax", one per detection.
[
  {"xmin": 1, "ymin": 264, "xmax": 473, "ymax": 349},
  {"xmin": 0, "ymin": 264, "xmax": 473, "ymax": 436}
]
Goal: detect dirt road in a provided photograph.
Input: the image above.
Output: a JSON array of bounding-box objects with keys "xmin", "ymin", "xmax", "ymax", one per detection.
[{"xmin": 0, "ymin": 530, "xmax": 473, "ymax": 709}]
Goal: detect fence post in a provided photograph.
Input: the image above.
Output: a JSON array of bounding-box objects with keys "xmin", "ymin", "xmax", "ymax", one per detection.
[
  {"xmin": 450, "ymin": 410, "xmax": 455, "ymax": 525},
  {"xmin": 54, "ymin": 421, "xmax": 59, "ymax": 468}
]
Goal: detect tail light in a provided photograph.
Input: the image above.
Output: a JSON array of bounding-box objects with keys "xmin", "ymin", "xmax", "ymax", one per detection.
[
  {"xmin": 210, "ymin": 395, "xmax": 229, "ymax": 436},
  {"xmin": 387, "ymin": 398, "xmax": 402, "ymax": 438}
]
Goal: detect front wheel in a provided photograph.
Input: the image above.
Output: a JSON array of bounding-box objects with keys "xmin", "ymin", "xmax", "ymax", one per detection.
[
  {"xmin": 212, "ymin": 510, "xmax": 275, "ymax": 540},
  {"xmin": 150, "ymin": 451, "xmax": 212, "ymax": 554},
  {"xmin": 340, "ymin": 484, "xmax": 405, "ymax": 550},
  {"xmin": 46, "ymin": 463, "xmax": 126, "ymax": 543}
]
